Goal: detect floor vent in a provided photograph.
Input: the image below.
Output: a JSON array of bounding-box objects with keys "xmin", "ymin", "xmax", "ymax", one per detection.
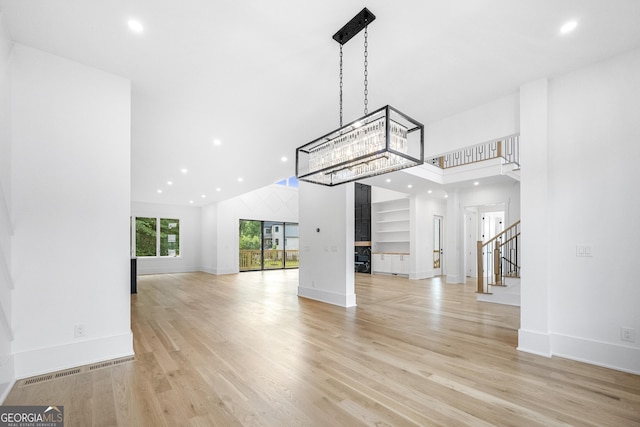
[
  {"xmin": 54, "ymin": 368, "xmax": 82, "ymax": 379},
  {"xmin": 22, "ymin": 374, "xmax": 53, "ymax": 386},
  {"xmin": 17, "ymin": 356, "xmax": 135, "ymax": 387},
  {"xmin": 88, "ymin": 356, "xmax": 135, "ymax": 371}
]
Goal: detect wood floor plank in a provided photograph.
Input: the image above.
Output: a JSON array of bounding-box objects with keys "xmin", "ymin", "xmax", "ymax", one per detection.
[{"xmin": 4, "ymin": 270, "xmax": 640, "ymax": 426}]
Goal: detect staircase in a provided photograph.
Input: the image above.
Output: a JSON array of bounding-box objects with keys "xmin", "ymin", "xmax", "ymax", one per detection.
[
  {"xmin": 476, "ymin": 220, "xmax": 521, "ymax": 306},
  {"xmin": 477, "ymin": 277, "xmax": 520, "ymax": 306}
]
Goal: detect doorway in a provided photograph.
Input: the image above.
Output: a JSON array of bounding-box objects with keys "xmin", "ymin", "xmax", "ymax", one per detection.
[
  {"xmin": 465, "ymin": 210, "xmax": 478, "ymax": 277},
  {"xmin": 239, "ymin": 220, "xmax": 299, "ymax": 271},
  {"xmin": 434, "ymin": 215, "xmax": 443, "ymax": 275}
]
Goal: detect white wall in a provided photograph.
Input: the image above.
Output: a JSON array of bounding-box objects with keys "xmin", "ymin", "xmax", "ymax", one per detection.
[
  {"xmin": 202, "ymin": 184, "xmax": 299, "ymax": 274},
  {"xmin": 11, "ymin": 45, "xmax": 133, "ymax": 378},
  {"xmin": 544, "ymin": 48, "xmax": 640, "ymax": 373},
  {"xmin": 0, "ymin": 11, "xmax": 14, "ymax": 402},
  {"xmin": 426, "ymin": 92, "xmax": 520, "ymax": 157},
  {"xmin": 460, "ymin": 181, "xmax": 521, "ymax": 228},
  {"xmin": 200, "ymin": 203, "xmax": 218, "ymax": 274},
  {"xmin": 298, "ymin": 182, "xmax": 355, "ymax": 307},
  {"xmin": 131, "ymin": 202, "xmax": 202, "ymax": 274}
]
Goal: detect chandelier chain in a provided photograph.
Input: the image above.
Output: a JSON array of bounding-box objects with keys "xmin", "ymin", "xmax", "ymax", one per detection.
[
  {"xmin": 339, "ymin": 44, "xmax": 343, "ymax": 127},
  {"xmin": 364, "ymin": 25, "xmax": 369, "ymax": 116}
]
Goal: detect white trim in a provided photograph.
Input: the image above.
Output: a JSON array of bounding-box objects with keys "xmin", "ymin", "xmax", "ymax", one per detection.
[
  {"xmin": 14, "ymin": 332, "xmax": 133, "ymax": 379},
  {"xmin": 0, "ymin": 379, "xmax": 15, "ymax": 405},
  {"xmin": 410, "ymin": 269, "xmax": 434, "ymax": 280},
  {"xmin": 297, "ymin": 286, "xmax": 356, "ymax": 308},
  {"xmin": 517, "ymin": 328, "xmax": 552, "ymax": 357},
  {"xmin": 550, "ymin": 333, "xmax": 640, "ymax": 375},
  {"xmin": 445, "ymin": 274, "xmax": 464, "ymax": 284},
  {"xmin": 0, "ymin": 354, "xmax": 15, "ymax": 404}
]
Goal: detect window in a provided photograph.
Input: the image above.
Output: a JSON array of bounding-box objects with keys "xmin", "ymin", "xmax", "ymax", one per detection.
[
  {"xmin": 160, "ymin": 218, "xmax": 180, "ymax": 257},
  {"xmin": 134, "ymin": 217, "xmax": 180, "ymax": 257},
  {"xmin": 135, "ymin": 217, "xmax": 157, "ymax": 256},
  {"xmin": 275, "ymin": 176, "xmax": 299, "ymax": 188}
]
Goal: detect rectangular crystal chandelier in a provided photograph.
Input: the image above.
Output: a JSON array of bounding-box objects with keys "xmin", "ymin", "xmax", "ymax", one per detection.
[{"xmin": 296, "ymin": 105, "xmax": 424, "ymax": 186}]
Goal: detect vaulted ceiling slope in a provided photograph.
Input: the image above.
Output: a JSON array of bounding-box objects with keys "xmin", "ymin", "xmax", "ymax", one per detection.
[{"xmin": 2, "ymin": 0, "xmax": 639, "ymax": 205}]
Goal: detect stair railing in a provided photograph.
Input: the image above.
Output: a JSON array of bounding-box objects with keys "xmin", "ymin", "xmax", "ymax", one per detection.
[
  {"xmin": 428, "ymin": 134, "xmax": 520, "ymax": 169},
  {"xmin": 476, "ymin": 220, "xmax": 520, "ymax": 294}
]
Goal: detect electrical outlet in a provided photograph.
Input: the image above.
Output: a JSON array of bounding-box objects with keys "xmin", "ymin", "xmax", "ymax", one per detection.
[
  {"xmin": 576, "ymin": 245, "xmax": 593, "ymax": 257},
  {"xmin": 74, "ymin": 324, "xmax": 87, "ymax": 338},
  {"xmin": 621, "ymin": 327, "xmax": 636, "ymax": 343}
]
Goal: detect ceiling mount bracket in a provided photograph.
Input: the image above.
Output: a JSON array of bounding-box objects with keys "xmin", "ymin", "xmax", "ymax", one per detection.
[{"xmin": 332, "ymin": 8, "xmax": 376, "ymax": 45}]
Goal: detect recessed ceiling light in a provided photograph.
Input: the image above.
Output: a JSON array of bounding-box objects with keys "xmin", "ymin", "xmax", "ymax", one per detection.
[
  {"xmin": 281, "ymin": 156, "xmax": 288, "ymax": 162},
  {"xmin": 157, "ymin": 189, "xmax": 162, "ymax": 194},
  {"xmin": 428, "ymin": 190, "xmax": 432, "ymax": 194},
  {"xmin": 474, "ymin": 181, "xmax": 480, "ymax": 186},
  {"xmin": 128, "ymin": 20, "xmax": 144, "ymax": 33},
  {"xmin": 444, "ymin": 194, "xmax": 449, "ymax": 198},
  {"xmin": 181, "ymin": 168, "xmax": 188, "ymax": 174},
  {"xmin": 201, "ymin": 194, "xmax": 206, "ymax": 198},
  {"xmin": 407, "ymin": 184, "xmax": 413, "ymax": 188},
  {"xmin": 167, "ymin": 181, "xmax": 173, "ymax": 185},
  {"xmin": 216, "ymin": 187, "xmax": 222, "ymax": 192},
  {"xmin": 560, "ymin": 20, "xmax": 577, "ymax": 34},
  {"xmin": 238, "ymin": 177, "xmax": 244, "ymax": 182},
  {"xmin": 213, "ymin": 139, "xmax": 222, "ymax": 146},
  {"xmin": 189, "ymin": 200, "xmax": 194, "ymax": 204},
  {"xmin": 386, "ymin": 178, "xmax": 391, "ymax": 183}
]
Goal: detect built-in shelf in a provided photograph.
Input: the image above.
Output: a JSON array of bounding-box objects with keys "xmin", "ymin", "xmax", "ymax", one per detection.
[
  {"xmin": 376, "ymin": 208, "xmax": 410, "ymax": 214},
  {"xmin": 372, "ymin": 197, "xmax": 410, "ymax": 265}
]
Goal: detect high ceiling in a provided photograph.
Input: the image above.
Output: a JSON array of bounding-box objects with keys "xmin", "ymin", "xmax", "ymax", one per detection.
[{"xmin": 2, "ymin": 0, "xmax": 639, "ymax": 205}]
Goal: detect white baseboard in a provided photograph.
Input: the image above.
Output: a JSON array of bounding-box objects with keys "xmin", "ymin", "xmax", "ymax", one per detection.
[
  {"xmin": 445, "ymin": 274, "xmax": 463, "ymax": 284},
  {"xmin": 410, "ymin": 270, "xmax": 434, "ymax": 280},
  {"xmin": 550, "ymin": 333, "xmax": 640, "ymax": 375},
  {"xmin": 297, "ymin": 286, "xmax": 356, "ymax": 308},
  {"xmin": 14, "ymin": 332, "xmax": 133, "ymax": 379},
  {"xmin": 197, "ymin": 267, "xmax": 238, "ymax": 275},
  {"xmin": 517, "ymin": 330, "xmax": 639, "ymax": 374},
  {"xmin": 517, "ymin": 328, "xmax": 552, "ymax": 357},
  {"xmin": 137, "ymin": 265, "xmax": 201, "ymax": 275},
  {"xmin": 0, "ymin": 354, "xmax": 15, "ymax": 404}
]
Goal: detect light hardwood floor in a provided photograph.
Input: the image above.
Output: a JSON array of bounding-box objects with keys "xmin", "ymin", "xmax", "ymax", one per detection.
[{"xmin": 5, "ymin": 271, "xmax": 640, "ymax": 426}]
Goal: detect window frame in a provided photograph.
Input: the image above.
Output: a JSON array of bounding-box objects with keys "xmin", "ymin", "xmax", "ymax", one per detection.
[{"xmin": 131, "ymin": 216, "xmax": 182, "ymax": 258}]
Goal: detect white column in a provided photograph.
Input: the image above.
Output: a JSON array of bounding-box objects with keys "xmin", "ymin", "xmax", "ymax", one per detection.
[
  {"xmin": 445, "ymin": 189, "xmax": 464, "ymax": 283},
  {"xmin": 298, "ymin": 182, "xmax": 355, "ymax": 307},
  {"xmin": 518, "ymin": 78, "xmax": 551, "ymax": 356}
]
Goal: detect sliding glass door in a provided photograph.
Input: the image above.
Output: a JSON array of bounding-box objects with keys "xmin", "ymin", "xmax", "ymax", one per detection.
[
  {"xmin": 239, "ymin": 220, "xmax": 299, "ymax": 271},
  {"xmin": 284, "ymin": 223, "xmax": 299, "ymax": 269},
  {"xmin": 239, "ymin": 220, "xmax": 262, "ymax": 271}
]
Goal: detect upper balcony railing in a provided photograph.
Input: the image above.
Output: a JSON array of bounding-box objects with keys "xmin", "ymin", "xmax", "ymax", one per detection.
[{"xmin": 428, "ymin": 134, "xmax": 520, "ymax": 169}]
